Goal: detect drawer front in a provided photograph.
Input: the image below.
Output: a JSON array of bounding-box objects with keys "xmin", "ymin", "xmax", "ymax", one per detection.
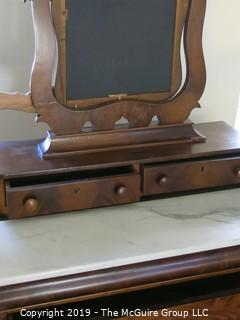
[
  {"xmin": 143, "ymin": 158, "xmax": 240, "ymax": 196},
  {"xmin": 6, "ymin": 174, "xmax": 140, "ymax": 219}
]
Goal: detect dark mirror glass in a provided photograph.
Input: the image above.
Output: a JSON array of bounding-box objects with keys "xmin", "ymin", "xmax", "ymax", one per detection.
[{"xmin": 66, "ymin": 0, "xmax": 177, "ymax": 100}]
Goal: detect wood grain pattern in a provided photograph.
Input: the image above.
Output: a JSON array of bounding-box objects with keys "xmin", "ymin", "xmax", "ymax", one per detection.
[
  {"xmin": 40, "ymin": 122, "xmax": 205, "ymax": 156},
  {"xmin": 7, "ymin": 274, "xmax": 240, "ymax": 319},
  {"xmin": 0, "ymin": 178, "xmax": 7, "ymax": 215},
  {"xmin": 30, "ymin": 0, "xmax": 206, "ymax": 135},
  {"xmin": 175, "ymin": 294, "xmax": 240, "ymax": 320},
  {"xmin": 0, "ymin": 92, "xmax": 34, "ymax": 113},
  {"xmin": 0, "ymin": 122, "xmax": 238, "ymax": 180},
  {"xmin": 6, "ymin": 173, "xmax": 140, "ymax": 219},
  {"xmin": 1, "ymin": 122, "xmax": 240, "ymax": 219},
  {"xmin": 143, "ymin": 157, "xmax": 240, "ymax": 196},
  {"xmin": 1, "ymin": 121, "xmax": 240, "ymax": 220},
  {"xmin": 7, "ymin": 273, "xmax": 240, "ymax": 319}
]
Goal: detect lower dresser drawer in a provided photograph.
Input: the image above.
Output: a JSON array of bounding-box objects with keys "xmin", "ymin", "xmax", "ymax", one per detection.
[
  {"xmin": 143, "ymin": 157, "xmax": 240, "ymax": 196},
  {"xmin": 6, "ymin": 172, "xmax": 140, "ymax": 219}
]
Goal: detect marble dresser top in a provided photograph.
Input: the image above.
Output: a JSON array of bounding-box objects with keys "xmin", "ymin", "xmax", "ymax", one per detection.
[{"xmin": 0, "ymin": 188, "xmax": 240, "ymax": 287}]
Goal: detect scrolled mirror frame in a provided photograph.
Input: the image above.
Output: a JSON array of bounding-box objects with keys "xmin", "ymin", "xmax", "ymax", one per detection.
[{"xmin": 0, "ymin": 0, "xmax": 206, "ymax": 137}]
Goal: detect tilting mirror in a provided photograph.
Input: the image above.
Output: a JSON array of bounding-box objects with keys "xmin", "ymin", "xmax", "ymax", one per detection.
[
  {"xmin": 54, "ymin": 0, "xmax": 182, "ymax": 106},
  {"xmin": 2, "ymin": 0, "xmax": 240, "ymax": 220},
  {"xmin": 0, "ymin": 0, "xmax": 207, "ymax": 155}
]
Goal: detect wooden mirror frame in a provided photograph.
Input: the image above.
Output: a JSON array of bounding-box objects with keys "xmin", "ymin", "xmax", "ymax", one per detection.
[
  {"xmin": 53, "ymin": 0, "xmax": 188, "ymax": 108},
  {"xmin": 0, "ymin": 0, "xmax": 206, "ymax": 156}
]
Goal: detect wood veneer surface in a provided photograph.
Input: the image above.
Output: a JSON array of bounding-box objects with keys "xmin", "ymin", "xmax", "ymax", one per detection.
[{"xmin": 0, "ymin": 122, "xmax": 240, "ymax": 179}]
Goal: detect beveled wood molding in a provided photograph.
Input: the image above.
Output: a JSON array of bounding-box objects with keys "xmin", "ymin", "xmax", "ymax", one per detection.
[
  {"xmin": 31, "ymin": 0, "xmax": 206, "ymax": 135},
  {"xmin": 40, "ymin": 122, "xmax": 206, "ymax": 157},
  {"xmin": 0, "ymin": 92, "xmax": 34, "ymax": 113},
  {"xmin": 0, "ymin": 246, "xmax": 239, "ymax": 312}
]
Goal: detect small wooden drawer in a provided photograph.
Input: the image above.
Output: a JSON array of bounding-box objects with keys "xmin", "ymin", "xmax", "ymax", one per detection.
[
  {"xmin": 6, "ymin": 169, "xmax": 140, "ymax": 219},
  {"xmin": 143, "ymin": 157, "xmax": 240, "ymax": 196}
]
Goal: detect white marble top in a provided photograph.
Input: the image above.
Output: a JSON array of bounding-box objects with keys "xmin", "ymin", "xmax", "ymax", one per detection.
[{"xmin": 0, "ymin": 188, "xmax": 240, "ymax": 287}]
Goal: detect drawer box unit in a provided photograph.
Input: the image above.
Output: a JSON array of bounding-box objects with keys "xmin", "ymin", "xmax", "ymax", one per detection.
[
  {"xmin": 142, "ymin": 157, "xmax": 240, "ymax": 196},
  {"xmin": 1, "ymin": 123, "xmax": 240, "ymax": 219},
  {"xmin": 6, "ymin": 168, "xmax": 140, "ymax": 219}
]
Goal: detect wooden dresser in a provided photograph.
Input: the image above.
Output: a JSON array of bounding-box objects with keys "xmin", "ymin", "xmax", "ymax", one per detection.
[{"xmin": 0, "ymin": 188, "xmax": 240, "ymax": 319}]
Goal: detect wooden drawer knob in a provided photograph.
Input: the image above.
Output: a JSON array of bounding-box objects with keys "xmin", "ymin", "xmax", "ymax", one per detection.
[
  {"xmin": 157, "ymin": 175, "xmax": 168, "ymax": 185},
  {"xmin": 23, "ymin": 198, "xmax": 39, "ymax": 215},
  {"xmin": 115, "ymin": 185, "xmax": 127, "ymax": 196}
]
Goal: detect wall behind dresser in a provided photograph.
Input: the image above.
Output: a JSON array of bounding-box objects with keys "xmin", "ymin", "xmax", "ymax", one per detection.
[
  {"xmin": 0, "ymin": 0, "xmax": 239, "ymax": 140},
  {"xmin": 0, "ymin": 0, "xmax": 49, "ymax": 140}
]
